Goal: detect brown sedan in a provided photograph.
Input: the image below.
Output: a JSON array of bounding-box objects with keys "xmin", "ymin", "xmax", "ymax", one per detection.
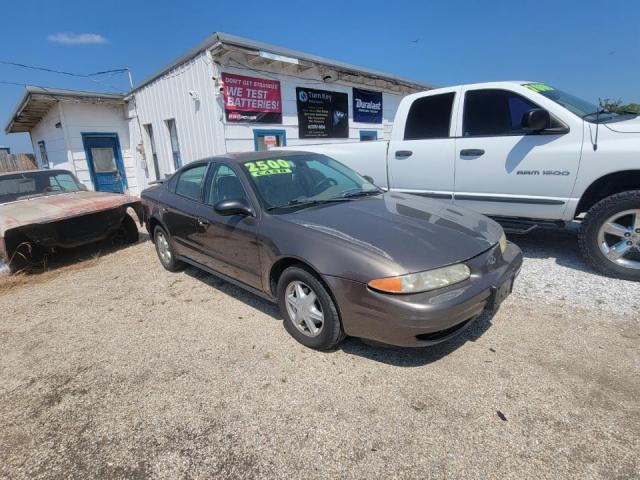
[{"xmin": 142, "ymin": 151, "xmax": 522, "ymax": 350}]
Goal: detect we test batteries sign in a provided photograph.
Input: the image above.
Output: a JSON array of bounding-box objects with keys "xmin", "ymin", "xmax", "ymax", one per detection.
[{"xmin": 221, "ymin": 72, "xmax": 282, "ymax": 123}]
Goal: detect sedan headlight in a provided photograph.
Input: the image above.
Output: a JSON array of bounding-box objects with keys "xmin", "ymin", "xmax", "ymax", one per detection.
[
  {"xmin": 498, "ymin": 232, "xmax": 508, "ymax": 254},
  {"xmin": 368, "ymin": 263, "xmax": 471, "ymax": 294}
]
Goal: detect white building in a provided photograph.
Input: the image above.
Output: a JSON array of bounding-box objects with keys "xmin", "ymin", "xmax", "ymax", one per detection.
[{"xmin": 5, "ymin": 33, "xmax": 431, "ymax": 195}]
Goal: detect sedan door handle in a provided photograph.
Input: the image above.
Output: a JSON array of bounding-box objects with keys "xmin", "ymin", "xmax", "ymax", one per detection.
[
  {"xmin": 197, "ymin": 217, "xmax": 209, "ymax": 227},
  {"xmin": 395, "ymin": 150, "xmax": 413, "ymax": 158},
  {"xmin": 460, "ymin": 149, "xmax": 485, "ymax": 157}
]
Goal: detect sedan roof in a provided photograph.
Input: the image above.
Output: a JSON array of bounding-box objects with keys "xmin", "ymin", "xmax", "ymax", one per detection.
[{"xmin": 204, "ymin": 150, "xmax": 319, "ymax": 164}]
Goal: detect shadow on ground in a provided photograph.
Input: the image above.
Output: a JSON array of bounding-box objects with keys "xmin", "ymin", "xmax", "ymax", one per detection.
[
  {"xmin": 185, "ymin": 266, "xmax": 497, "ymax": 367},
  {"xmin": 3, "ymin": 230, "xmax": 150, "ymax": 278},
  {"xmin": 507, "ymin": 227, "xmax": 595, "ymax": 274}
]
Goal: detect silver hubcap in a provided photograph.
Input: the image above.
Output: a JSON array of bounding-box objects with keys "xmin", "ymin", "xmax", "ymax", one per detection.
[
  {"xmin": 285, "ymin": 281, "xmax": 324, "ymax": 337},
  {"xmin": 597, "ymin": 209, "xmax": 640, "ymax": 270},
  {"xmin": 156, "ymin": 231, "xmax": 172, "ymax": 265}
]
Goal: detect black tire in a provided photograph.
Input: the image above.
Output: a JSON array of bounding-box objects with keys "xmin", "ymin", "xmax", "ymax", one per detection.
[
  {"xmin": 276, "ymin": 265, "xmax": 345, "ymax": 350},
  {"xmin": 578, "ymin": 190, "xmax": 640, "ymax": 281},
  {"xmin": 153, "ymin": 225, "xmax": 184, "ymax": 272},
  {"xmin": 120, "ymin": 213, "xmax": 139, "ymax": 244}
]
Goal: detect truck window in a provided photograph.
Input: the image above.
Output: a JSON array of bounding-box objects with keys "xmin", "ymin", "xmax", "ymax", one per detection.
[
  {"xmin": 404, "ymin": 93, "xmax": 455, "ymax": 140},
  {"xmin": 463, "ymin": 89, "xmax": 538, "ymax": 136}
]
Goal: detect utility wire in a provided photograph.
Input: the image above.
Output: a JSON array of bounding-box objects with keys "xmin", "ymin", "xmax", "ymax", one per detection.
[{"xmin": 0, "ymin": 60, "xmax": 128, "ymax": 78}]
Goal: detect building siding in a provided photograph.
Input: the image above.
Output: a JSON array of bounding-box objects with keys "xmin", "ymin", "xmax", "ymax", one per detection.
[
  {"xmin": 131, "ymin": 50, "xmax": 410, "ymax": 179},
  {"xmin": 132, "ymin": 53, "xmax": 221, "ymax": 180},
  {"xmin": 29, "ymin": 106, "xmax": 68, "ymax": 170}
]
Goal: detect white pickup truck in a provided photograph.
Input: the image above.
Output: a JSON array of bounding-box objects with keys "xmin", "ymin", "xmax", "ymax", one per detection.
[{"xmin": 284, "ymin": 81, "xmax": 640, "ymax": 281}]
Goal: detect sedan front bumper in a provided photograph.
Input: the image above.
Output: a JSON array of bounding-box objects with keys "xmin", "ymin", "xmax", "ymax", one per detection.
[{"xmin": 324, "ymin": 243, "xmax": 522, "ymax": 347}]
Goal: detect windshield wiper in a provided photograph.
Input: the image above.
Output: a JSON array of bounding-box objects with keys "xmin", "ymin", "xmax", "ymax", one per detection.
[
  {"xmin": 340, "ymin": 189, "xmax": 382, "ymax": 199},
  {"xmin": 582, "ymin": 109, "xmax": 615, "ymax": 119},
  {"xmin": 266, "ymin": 198, "xmax": 350, "ymax": 211}
]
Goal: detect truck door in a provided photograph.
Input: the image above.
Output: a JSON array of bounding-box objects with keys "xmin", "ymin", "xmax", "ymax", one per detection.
[
  {"xmin": 387, "ymin": 88, "xmax": 459, "ymax": 200},
  {"xmin": 453, "ymin": 86, "xmax": 582, "ymax": 220}
]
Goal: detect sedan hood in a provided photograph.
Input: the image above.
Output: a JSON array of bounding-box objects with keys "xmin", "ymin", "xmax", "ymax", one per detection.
[
  {"xmin": 603, "ymin": 115, "xmax": 640, "ymax": 133},
  {"xmin": 282, "ymin": 192, "xmax": 503, "ymax": 274},
  {"xmin": 0, "ymin": 191, "xmax": 139, "ymax": 236}
]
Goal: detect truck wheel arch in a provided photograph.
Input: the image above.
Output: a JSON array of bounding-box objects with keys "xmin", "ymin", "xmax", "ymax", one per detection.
[{"xmin": 576, "ymin": 170, "xmax": 640, "ymax": 217}]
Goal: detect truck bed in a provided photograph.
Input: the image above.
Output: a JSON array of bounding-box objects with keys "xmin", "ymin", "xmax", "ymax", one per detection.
[{"xmin": 281, "ymin": 140, "xmax": 390, "ymax": 188}]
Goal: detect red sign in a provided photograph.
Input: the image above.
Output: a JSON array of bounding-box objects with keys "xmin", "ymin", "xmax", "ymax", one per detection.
[{"xmin": 222, "ymin": 73, "xmax": 282, "ymax": 123}]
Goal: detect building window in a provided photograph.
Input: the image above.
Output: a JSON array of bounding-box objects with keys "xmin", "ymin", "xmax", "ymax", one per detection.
[
  {"xmin": 404, "ymin": 92, "xmax": 455, "ymax": 140},
  {"xmin": 253, "ymin": 130, "xmax": 286, "ymax": 152},
  {"xmin": 359, "ymin": 131, "xmax": 378, "ymax": 141},
  {"xmin": 37, "ymin": 141, "xmax": 50, "ymax": 168},
  {"xmin": 143, "ymin": 124, "xmax": 160, "ymax": 180},
  {"xmin": 165, "ymin": 119, "xmax": 182, "ymax": 169}
]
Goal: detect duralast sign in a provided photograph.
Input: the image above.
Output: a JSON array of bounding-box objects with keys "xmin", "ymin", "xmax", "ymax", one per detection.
[{"xmin": 353, "ymin": 88, "xmax": 383, "ymax": 123}]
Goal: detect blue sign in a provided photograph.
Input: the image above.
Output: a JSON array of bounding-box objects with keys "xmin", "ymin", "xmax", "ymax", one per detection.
[{"xmin": 353, "ymin": 88, "xmax": 382, "ymax": 123}]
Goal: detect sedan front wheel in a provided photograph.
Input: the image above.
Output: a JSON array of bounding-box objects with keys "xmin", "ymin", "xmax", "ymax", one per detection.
[{"xmin": 277, "ymin": 265, "xmax": 344, "ymax": 350}]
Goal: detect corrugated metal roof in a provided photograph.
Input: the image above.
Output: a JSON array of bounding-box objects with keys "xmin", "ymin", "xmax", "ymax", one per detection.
[
  {"xmin": 5, "ymin": 86, "xmax": 125, "ymax": 134},
  {"xmin": 132, "ymin": 32, "xmax": 433, "ymax": 92}
]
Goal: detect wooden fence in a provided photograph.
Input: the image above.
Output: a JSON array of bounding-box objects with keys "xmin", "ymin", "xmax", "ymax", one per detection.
[{"xmin": 0, "ymin": 153, "xmax": 37, "ymax": 173}]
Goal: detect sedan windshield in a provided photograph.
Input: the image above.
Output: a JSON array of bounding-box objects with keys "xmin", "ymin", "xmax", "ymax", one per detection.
[
  {"xmin": 241, "ymin": 154, "xmax": 380, "ymax": 210},
  {"xmin": 523, "ymin": 83, "xmax": 618, "ymax": 123},
  {"xmin": 0, "ymin": 170, "xmax": 83, "ymax": 203}
]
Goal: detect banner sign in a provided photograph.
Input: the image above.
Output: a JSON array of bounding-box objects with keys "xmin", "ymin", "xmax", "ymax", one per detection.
[
  {"xmin": 222, "ymin": 73, "xmax": 282, "ymax": 123},
  {"xmin": 296, "ymin": 87, "xmax": 349, "ymax": 138},
  {"xmin": 353, "ymin": 88, "xmax": 383, "ymax": 123}
]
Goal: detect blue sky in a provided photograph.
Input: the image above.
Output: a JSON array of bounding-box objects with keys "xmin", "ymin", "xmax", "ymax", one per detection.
[{"xmin": 1, "ymin": 0, "xmax": 638, "ymax": 153}]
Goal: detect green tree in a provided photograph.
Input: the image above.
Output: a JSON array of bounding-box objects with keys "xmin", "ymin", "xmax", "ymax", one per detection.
[{"xmin": 599, "ymin": 98, "xmax": 639, "ymax": 114}]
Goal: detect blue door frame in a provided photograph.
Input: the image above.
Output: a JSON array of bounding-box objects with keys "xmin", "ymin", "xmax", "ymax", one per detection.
[
  {"xmin": 82, "ymin": 133, "xmax": 128, "ymax": 193},
  {"xmin": 253, "ymin": 129, "xmax": 287, "ymax": 151}
]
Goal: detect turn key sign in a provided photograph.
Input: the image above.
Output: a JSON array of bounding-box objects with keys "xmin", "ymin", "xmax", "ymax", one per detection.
[{"xmin": 222, "ymin": 72, "xmax": 283, "ymax": 124}]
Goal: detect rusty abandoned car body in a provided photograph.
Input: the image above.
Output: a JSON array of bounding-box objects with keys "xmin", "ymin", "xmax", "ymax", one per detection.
[
  {"xmin": 142, "ymin": 151, "xmax": 523, "ymax": 350},
  {"xmin": 0, "ymin": 169, "xmax": 142, "ymax": 272}
]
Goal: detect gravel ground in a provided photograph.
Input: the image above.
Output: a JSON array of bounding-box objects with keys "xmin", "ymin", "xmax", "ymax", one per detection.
[
  {"xmin": 510, "ymin": 228, "xmax": 640, "ymax": 315},
  {"xmin": 0, "ymin": 232, "xmax": 638, "ymax": 480}
]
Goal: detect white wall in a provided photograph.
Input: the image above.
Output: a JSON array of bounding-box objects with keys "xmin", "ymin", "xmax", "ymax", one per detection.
[
  {"xmin": 131, "ymin": 49, "xmax": 411, "ymax": 177},
  {"xmin": 219, "ymin": 65, "xmax": 404, "ymax": 153},
  {"xmin": 133, "ymin": 53, "xmax": 222, "ymax": 180},
  {"xmin": 29, "ymin": 105, "xmax": 69, "ymax": 170},
  {"xmin": 59, "ymin": 101, "xmax": 136, "ymax": 193}
]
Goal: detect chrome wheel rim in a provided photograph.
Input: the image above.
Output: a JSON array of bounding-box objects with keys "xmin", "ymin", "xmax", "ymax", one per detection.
[
  {"xmin": 156, "ymin": 231, "xmax": 172, "ymax": 265},
  {"xmin": 597, "ymin": 209, "xmax": 640, "ymax": 270},
  {"xmin": 285, "ymin": 281, "xmax": 324, "ymax": 337}
]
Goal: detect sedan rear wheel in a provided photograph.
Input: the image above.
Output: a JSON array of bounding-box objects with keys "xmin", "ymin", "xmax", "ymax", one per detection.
[
  {"xmin": 277, "ymin": 265, "xmax": 344, "ymax": 350},
  {"xmin": 154, "ymin": 226, "xmax": 184, "ymax": 272}
]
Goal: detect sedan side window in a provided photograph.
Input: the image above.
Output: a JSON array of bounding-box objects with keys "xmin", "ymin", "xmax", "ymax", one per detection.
[
  {"xmin": 175, "ymin": 165, "xmax": 207, "ymax": 201},
  {"xmin": 206, "ymin": 164, "xmax": 248, "ymax": 205}
]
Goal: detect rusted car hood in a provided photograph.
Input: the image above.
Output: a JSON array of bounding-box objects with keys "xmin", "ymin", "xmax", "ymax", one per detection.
[{"xmin": 0, "ymin": 191, "xmax": 140, "ymax": 236}]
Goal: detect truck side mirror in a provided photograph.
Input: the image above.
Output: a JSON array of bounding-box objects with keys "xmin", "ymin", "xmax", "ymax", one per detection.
[{"xmin": 521, "ymin": 108, "xmax": 551, "ymax": 132}]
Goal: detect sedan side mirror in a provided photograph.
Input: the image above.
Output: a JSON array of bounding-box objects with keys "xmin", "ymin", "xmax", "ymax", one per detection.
[
  {"xmin": 214, "ymin": 198, "xmax": 253, "ymax": 217},
  {"xmin": 79, "ymin": 184, "xmax": 88, "ymax": 191},
  {"xmin": 363, "ymin": 175, "xmax": 375, "ymax": 184},
  {"xmin": 521, "ymin": 108, "xmax": 551, "ymax": 132}
]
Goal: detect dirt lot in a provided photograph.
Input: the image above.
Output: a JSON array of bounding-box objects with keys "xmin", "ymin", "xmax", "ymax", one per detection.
[{"xmin": 0, "ymin": 232, "xmax": 638, "ymax": 480}]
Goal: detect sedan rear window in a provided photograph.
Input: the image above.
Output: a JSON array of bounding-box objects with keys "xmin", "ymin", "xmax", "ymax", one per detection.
[{"xmin": 174, "ymin": 165, "xmax": 207, "ymax": 201}]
